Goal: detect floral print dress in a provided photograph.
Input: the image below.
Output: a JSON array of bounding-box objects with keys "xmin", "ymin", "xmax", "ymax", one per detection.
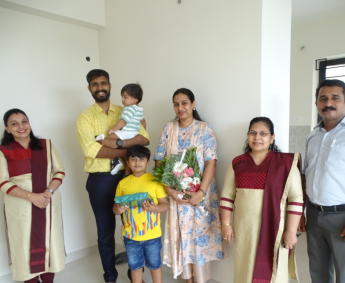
[{"xmin": 154, "ymin": 120, "xmax": 227, "ymax": 281}]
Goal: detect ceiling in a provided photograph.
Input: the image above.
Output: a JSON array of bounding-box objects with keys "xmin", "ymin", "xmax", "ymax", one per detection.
[{"xmin": 292, "ymin": 0, "xmax": 345, "ymax": 25}]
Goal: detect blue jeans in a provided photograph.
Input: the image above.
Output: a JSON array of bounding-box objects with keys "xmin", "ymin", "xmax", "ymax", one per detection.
[
  {"xmin": 86, "ymin": 172, "xmax": 123, "ymax": 282},
  {"xmin": 124, "ymin": 237, "xmax": 162, "ymax": 270}
]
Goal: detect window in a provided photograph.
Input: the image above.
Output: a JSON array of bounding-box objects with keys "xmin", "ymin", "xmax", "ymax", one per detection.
[
  {"xmin": 319, "ymin": 57, "xmax": 345, "ymax": 83},
  {"xmin": 317, "ymin": 57, "xmax": 345, "ymax": 122}
]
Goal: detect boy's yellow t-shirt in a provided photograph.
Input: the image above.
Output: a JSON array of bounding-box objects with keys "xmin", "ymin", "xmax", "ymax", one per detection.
[{"xmin": 115, "ymin": 173, "xmax": 167, "ymax": 241}]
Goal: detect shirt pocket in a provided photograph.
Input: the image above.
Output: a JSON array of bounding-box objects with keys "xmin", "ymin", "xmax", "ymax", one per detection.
[{"xmin": 327, "ymin": 143, "xmax": 345, "ymax": 169}]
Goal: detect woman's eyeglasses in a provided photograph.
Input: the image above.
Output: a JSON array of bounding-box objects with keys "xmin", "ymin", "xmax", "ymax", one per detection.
[{"xmin": 248, "ymin": 131, "xmax": 270, "ymax": 137}]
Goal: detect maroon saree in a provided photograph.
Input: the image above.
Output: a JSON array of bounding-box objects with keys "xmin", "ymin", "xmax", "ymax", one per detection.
[
  {"xmin": 30, "ymin": 139, "xmax": 49, "ymax": 273},
  {"xmin": 252, "ymin": 153, "xmax": 300, "ymax": 283}
]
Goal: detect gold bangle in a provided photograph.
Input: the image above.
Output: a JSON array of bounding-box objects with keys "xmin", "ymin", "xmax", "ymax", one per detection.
[
  {"xmin": 222, "ymin": 223, "xmax": 231, "ymax": 226},
  {"xmin": 27, "ymin": 193, "xmax": 31, "ymax": 201}
]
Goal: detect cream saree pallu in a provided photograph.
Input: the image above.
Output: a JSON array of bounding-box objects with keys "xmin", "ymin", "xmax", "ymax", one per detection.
[
  {"xmin": 161, "ymin": 120, "xmax": 227, "ymax": 282},
  {"xmin": 0, "ymin": 139, "xmax": 66, "ymax": 281}
]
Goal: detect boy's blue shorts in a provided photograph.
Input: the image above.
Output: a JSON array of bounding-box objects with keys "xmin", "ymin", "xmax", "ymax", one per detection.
[{"xmin": 124, "ymin": 236, "xmax": 162, "ymax": 270}]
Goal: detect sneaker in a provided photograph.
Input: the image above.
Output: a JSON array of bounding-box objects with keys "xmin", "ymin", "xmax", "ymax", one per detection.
[
  {"xmin": 111, "ymin": 158, "xmax": 123, "ymax": 175},
  {"xmin": 95, "ymin": 134, "xmax": 104, "ymax": 141}
]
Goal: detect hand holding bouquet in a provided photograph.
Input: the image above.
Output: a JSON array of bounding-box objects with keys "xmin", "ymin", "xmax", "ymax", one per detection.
[{"xmin": 153, "ymin": 147, "xmax": 208, "ymax": 216}]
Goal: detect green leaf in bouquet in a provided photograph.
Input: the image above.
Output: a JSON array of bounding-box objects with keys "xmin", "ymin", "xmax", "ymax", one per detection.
[
  {"xmin": 161, "ymin": 172, "xmax": 182, "ymax": 190},
  {"xmin": 152, "ymin": 156, "xmax": 167, "ymax": 182}
]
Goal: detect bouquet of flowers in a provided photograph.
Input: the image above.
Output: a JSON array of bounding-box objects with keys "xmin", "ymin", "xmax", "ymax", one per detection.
[
  {"xmin": 115, "ymin": 192, "xmax": 154, "ymax": 208},
  {"xmin": 153, "ymin": 147, "xmax": 208, "ymax": 216}
]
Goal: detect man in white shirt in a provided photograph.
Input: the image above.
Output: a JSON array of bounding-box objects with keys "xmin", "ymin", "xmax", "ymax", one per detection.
[{"xmin": 299, "ymin": 79, "xmax": 345, "ymax": 283}]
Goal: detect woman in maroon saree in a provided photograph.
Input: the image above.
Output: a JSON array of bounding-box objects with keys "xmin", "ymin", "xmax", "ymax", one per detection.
[
  {"xmin": 220, "ymin": 117, "xmax": 303, "ymax": 283},
  {"xmin": 0, "ymin": 109, "xmax": 65, "ymax": 283}
]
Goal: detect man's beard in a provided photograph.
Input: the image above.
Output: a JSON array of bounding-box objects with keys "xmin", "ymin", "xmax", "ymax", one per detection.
[{"xmin": 92, "ymin": 90, "xmax": 110, "ymax": 103}]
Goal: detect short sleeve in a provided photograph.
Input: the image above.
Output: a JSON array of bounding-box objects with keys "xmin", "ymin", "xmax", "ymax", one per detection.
[
  {"xmin": 202, "ymin": 124, "xmax": 217, "ymax": 161},
  {"xmin": 77, "ymin": 112, "xmax": 103, "ymax": 159},
  {"xmin": 153, "ymin": 124, "xmax": 168, "ymax": 161},
  {"xmin": 115, "ymin": 181, "xmax": 123, "ymax": 199},
  {"xmin": 119, "ymin": 106, "xmax": 135, "ymax": 123},
  {"xmin": 155, "ymin": 182, "xmax": 167, "ymax": 199}
]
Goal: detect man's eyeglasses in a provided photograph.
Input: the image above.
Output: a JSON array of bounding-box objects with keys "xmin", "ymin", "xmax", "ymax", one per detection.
[{"xmin": 248, "ymin": 131, "xmax": 270, "ymax": 137}]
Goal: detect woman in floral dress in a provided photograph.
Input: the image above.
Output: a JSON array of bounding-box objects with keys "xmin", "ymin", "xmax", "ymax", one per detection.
[{"xmin": 154, "ymin": 88, "xmax": 227, "ymax": 283}]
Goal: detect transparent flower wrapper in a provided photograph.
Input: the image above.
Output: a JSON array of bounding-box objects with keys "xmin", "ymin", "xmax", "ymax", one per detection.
[
  {"xmin": 115, "ymin": 192, "xmax": 154, "ymax": 208},
  {"xmin": 177, "ymin": 193, "xmax": 209, "ymax": 216},
  {"xmin": 153, "ymin": 147, "xmax": 208, "ymax": 216},
  {"xmin": 160, "ymin": 153, "xmax": 185, "ymax": 189}
]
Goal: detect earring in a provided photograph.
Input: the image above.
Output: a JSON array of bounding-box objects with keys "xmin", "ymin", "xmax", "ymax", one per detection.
[{"xmin": 193, "ymin": 108, "xmax": 196, "ymax": 111}]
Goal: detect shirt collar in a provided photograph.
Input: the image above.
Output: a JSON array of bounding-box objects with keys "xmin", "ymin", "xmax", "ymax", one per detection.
[
  {"xmin": 93, "ymin": 102, "xmax": 117, "ymax": 113},
  {"xmin": 314, "ymin": 116, "xmax": 345, "ymax": 130}
]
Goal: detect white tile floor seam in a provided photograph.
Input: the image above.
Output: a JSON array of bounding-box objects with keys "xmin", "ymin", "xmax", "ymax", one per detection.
[{"xmin": 13, "ymin": 233, "xmax": 312, "ymax": 283}]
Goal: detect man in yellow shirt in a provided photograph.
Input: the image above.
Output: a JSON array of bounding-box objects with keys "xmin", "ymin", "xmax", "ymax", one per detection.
[{"xmin": 77, "ymin": 69, "xmax": 149, "ymax": 283}]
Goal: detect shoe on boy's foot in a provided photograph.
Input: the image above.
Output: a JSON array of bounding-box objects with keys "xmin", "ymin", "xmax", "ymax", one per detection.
[
  {"xmin": 95, "ymin": 134, "xmax": 104, "ymax": 141},
  {"xmin": 111, "ymin": 158, "xmax": 123, "ymax": 175}
]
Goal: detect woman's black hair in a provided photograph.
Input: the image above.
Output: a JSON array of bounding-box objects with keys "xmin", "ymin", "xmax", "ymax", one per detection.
[
  {"xmin": 243, "ymin": 116, "xmax": 280, "ymax": 153},
  {"xmin": 1, "ymin": 108, "xmax": 43, "ymax": 150},
  {"xmin": 172, "ymin": 88, "xmax": 203, "ymax": 121}
]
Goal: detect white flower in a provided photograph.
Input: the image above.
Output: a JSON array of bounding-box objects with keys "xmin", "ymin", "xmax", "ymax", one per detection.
[
  {"xmin": 173, "ymin": 162, "xmax": 188, "ymax": 173},
  {"xmin": 180, "ymin": 177, "xmax": 193, "ymax": 190},
  {"xmin": 181, "ymin": 182, "xmax": 188, "ymax": 190},
  {"xmin": 192, "ymin": 177, "xmax": 200, "ymax": 185}
]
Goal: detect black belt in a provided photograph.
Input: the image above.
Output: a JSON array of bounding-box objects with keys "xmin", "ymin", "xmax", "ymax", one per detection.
[
  {"xmin": 90, "ymin": 170, "xmax": 125, "ymax": 176},
  {"xmin": 309, "ymin": 200, "xmax": 345, "ymax": 212}
]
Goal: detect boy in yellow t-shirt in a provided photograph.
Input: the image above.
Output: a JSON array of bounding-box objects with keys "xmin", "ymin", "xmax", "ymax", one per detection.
[{"xmin": 113, "ymin": 145, "xmax": 169, "ymax": 283}]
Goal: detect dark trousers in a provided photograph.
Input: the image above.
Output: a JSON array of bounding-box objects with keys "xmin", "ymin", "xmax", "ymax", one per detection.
[
  {"xmin": 25, "ymin": 273, "xmax": 54, "ymax": 283},
  {"xmin": 86, "ymin": 172, "xmax": 123, "ymax": 282},
  {"xmin": 306, "ymin": 202, "xmax": 345, "ymax": 283}
]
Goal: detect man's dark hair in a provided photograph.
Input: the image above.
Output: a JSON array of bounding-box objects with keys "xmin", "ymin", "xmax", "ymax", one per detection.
[
  {"xmin": 121, "ymin": 84, "xmax": 143, "ymax": 103},
  {"xmin": 126, "ymin": 145, "xmax": 150, "ymax": 161},
  {"xmin": 86, "ymin": 69, "xmax": 110, "ymax": 86},
  {"xmin": 315, "ymin": 79, "xmax": 345, "ymax": 100},
  {"xmin": 1, "ymin": 108, "xmax": 43, "ymax": 150}
]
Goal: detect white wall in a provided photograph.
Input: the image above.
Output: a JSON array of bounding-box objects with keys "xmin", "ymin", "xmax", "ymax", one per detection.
[
  {"xmin": 0, "ymin": 6, "xmax": 101, "ymax": 279},
  {"xmin": 99, "ymin": 1, "xmax": 291, "ymax": 282},
  {"xmin": 1, "ymin": 0, "xmax": 106, "ymax": 28},
  {"xmin": 290, "ymin": 12, "xmax": 345, "ymax": 127},
  {"xmin": 261, "ymin": 0, "xmax": 291, "ymax": 151},
  {"xmin": 0, "ymin": 0, "xmax": 294, "ymax": 281}
]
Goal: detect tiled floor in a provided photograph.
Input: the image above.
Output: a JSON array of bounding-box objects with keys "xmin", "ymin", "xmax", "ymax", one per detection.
[
  {"xmin": 14, "ymin": 244, "xmax": 186, "ymax": 283},
  {"xmin": 11, "ymin": 233, "xmax": 312, "ymax": 283}
]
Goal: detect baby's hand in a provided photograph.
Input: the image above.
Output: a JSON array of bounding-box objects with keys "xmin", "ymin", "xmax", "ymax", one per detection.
[
  {"xmin": 108, "ymin": 129, "xmax": 115, "ymax": 135},
  {"xmin": 142, "ymin": 201, "xmax": 157, "ymax": 212}
]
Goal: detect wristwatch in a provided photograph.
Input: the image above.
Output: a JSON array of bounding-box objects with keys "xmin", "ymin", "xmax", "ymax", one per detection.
[
  {"xmin": 116, "ymin": 139, "xmax": 123, "ymax": 148},
  {"xmin": 48, "ymin": 188, "xmax": 54, "ymax": 194}
]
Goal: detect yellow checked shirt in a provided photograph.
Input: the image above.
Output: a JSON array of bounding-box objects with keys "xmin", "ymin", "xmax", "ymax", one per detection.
[{"xmin": 77, "ymin": 103, "xmax": 150, "ymax": 173}]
